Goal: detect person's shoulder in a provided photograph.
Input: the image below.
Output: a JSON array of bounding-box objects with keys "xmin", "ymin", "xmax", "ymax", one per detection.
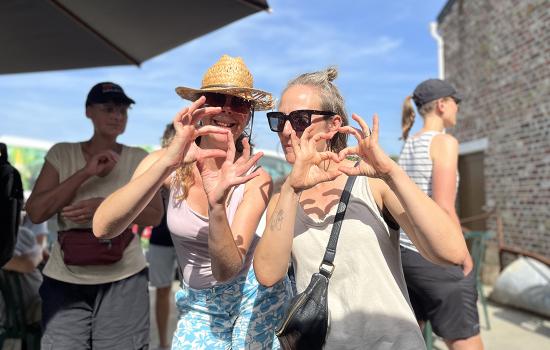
[
  {"xmin": 244, "ymin": 165, "xmax": 273, "ymax": 193},
  {"xmin": 253, "ymin": 166, "xmax": 273, "ymax": 182},
  {"xmin": 124, "ymin": 145, "xmax": 149, "ymax": 156},
  {"xmin": 431, "ymin": 133, "xmax": 458, "ymax": 157},
  {"xmin": 46, "ymin": 142, "xmax": 78, "ymax": 156},
  {"xmin": 432, "ymin": 133, "xmax": 458, "ymax": 145},
  {"xmin": 52, "ymin": 141, "xmax": 79, "ymax": 149},
  {"xmin": 122, "ymin": 145, "xmax": 149, "ymax": 165}
]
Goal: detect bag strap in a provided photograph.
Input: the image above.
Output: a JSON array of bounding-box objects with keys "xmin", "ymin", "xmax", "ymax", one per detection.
[{"xmin": 319, "ymin": 162, "xmax": 359, "ymax": 278}]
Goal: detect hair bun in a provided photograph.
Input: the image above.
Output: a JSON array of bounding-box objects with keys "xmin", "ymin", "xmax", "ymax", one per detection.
[{"xmin": 326, "ymin": 66, "xmax": 338, "ymax": 82}]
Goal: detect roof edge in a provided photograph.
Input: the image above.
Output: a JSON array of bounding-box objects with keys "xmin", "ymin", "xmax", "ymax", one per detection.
[{"xmin": 437, "ymin": 0, "xmax": 457, "ymax": 23}]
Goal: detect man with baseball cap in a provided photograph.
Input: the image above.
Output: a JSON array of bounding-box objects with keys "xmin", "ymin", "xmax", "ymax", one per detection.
[
  {"xmin": 26, "ymin": 81, "xmax": 151, "ymax": 349},
  {"xmin": 85, "ymin": 82, "xmax": 135, "ymax": 106}
]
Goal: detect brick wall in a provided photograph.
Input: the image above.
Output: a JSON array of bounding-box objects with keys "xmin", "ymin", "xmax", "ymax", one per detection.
[{"xmin": 438, "ymin": 0, "xmax": 550, "ymax": 259}]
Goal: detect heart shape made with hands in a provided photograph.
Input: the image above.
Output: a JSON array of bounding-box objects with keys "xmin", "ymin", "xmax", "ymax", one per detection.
[{"xmin": 96, "ymin": 154, "xmax": 117, "ymax": 177}]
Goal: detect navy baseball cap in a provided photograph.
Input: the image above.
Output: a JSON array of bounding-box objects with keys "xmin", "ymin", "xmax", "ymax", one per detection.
[
  {"xmin": 412, "ymin": 79, "xmax": 461, "ymax": 109},
  {"xmin": 85, "ymin": 82, "xmax": 135, "ymax": 106}
]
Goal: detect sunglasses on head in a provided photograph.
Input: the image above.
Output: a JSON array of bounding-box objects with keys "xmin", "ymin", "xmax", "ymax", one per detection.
[
  {"xmin": 266, "ymin": 110, "xmax": 336, "ymax": 132},
  {"xmin": 203, "ymin": 92, "xmax": 252, "ymax": 115}
]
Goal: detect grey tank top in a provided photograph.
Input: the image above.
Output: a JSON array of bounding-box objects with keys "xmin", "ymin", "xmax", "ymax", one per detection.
[
  {"xmin": 167, "ymin": 181, "xmax": 258, "ymax": 289},
  {"xmin": 292, "ymin": 176, "xmax": 425, "ymax": 349}
]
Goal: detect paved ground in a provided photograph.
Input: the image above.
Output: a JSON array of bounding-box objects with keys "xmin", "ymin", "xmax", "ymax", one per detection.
[
  {"xmin": 149, "ymin": 283, "xmax": 550, "ymax": 350},
  {"xmin": 433, "ymin": 298, "xmax": 550, "ymax": 349}
]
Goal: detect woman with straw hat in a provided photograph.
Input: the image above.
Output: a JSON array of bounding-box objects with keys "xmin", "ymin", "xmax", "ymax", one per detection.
[{"xmin": 94, "ymin": 55, "xmax": 289, "ymax": 349}]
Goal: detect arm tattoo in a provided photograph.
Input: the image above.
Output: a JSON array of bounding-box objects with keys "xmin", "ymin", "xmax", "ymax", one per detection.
[{"xmin": 270, "ymin": 209, "xmax": 284, "ymax": 231}]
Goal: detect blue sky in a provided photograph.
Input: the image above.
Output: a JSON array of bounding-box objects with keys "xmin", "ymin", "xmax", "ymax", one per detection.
[{"xmin": 0, "ymin": 0, "xmax": 447, "ymax": 156}]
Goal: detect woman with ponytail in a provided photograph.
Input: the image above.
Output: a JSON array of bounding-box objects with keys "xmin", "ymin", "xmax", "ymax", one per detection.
[
  {"xmin": 254, "ymin": 69, "xmax": 469, "ymax": 349},
  {"xmin": 398, "ymin": 79, "xmax": 483, "ymax": 350}
]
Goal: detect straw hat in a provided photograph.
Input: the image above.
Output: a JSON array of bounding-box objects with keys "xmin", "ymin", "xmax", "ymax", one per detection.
[{"xmin": 175, "ymin": 55, "xmax": 273, "ymax": 111}]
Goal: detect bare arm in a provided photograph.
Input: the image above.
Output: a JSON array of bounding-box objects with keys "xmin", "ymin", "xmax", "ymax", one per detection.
[
  {"xmin": 93, "ymin": 150, "xmax": 168, "ymax": 238},
  {"xmin": 430, "ymin": 134, "xmax": 473, "ymax": 273},
  {"xmin": 254, "ymin": 183, "xmax": 300, "ymax": 287},
  {"xmin": 254, "ymin": 127, "xmax": 341, "ymax": 287},
  {"xmin": 25, "ymin": 161, "xmax": 92, "ymax": 224},
  {"xmin": 2, "ymin": 253, "xmax": 42, "ymax": 274},
  {"xmin": 338, "ymin": 114, "xmax": 468, "ymax": 266},
  {"xmin": 431, "ymin": 134, "xmax": 460, "ymax": 226},
  {"xmin": 26, "ymin": 149, "xmax": 119, "ymax": 224},
  {"xmin": 208, "ymin": 169, "xmax": 272, "ymax": 282},
  {"xmin": 378, "ymin": 168, "xmax": 467, "ymax": 265},
  {"xmin": 93, "ymin": 98, "xmax": 229, "ymax": 239},
  {"xmin": 197, "ymin": 136, "xmax": 271, "ymax": 282}
]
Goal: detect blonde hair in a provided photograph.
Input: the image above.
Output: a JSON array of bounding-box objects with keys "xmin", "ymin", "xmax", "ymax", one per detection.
[
  {"xmin": 161, "ymin": 123, "xmax": 175, "ymax": 148},
  {"xmin": 400, "ymin": 96, "xmax": 439, "ymax": 140},
  {"xmin": 158, "ymin": 123, "xmax": 193, "ymax": 201},
  {"xmin": 283, "ymin": 66, "xmax": 348, "ymax": 152}
]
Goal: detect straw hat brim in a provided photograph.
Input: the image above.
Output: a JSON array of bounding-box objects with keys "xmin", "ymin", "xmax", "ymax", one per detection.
[{"xmin": 175, "ymin": 86, "xmax": 274, "ymax": 111}]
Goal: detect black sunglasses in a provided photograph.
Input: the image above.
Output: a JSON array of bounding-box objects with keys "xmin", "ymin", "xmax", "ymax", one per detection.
[
  {"xmin": 266, "ymin": 110, "xmax": 336, "ymax": 132},
  {"xmin": 204, "ymin": 92, "xmax": 252, "ymax": 115}
]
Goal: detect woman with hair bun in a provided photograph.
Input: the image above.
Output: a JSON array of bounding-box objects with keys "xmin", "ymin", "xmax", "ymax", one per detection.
[{"xmin": 254, "ymin": 68, "xmax": 469, "ymax": 349}]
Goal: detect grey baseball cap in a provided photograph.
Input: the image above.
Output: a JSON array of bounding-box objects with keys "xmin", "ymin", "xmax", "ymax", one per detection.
[{"xmin": 412, "ymin": 79, "xmax": 461, "ymax": 109}]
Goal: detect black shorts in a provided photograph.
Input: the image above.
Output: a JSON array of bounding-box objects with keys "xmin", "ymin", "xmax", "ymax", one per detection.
[{"xmin": 401, "ymin": 246, "xmax": 480, "ymax": 340}]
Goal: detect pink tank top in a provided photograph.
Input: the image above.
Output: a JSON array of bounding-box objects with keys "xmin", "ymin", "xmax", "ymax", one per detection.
[{"xmin": 167, "ymin": 181, "xmax": 258, "ymax": 289}]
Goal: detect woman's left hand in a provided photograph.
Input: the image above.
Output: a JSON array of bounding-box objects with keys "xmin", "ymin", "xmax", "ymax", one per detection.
[
  {"xmin": 197, "ymin": 135, "xmax": 263, "ymax": 207},
  {"xmin": 337, "ymin": 113, "xmax": 396, "ymax": 178},
  {"xmin": 62, "ymin": 197, "xmax": 104, "ymax": 224}
]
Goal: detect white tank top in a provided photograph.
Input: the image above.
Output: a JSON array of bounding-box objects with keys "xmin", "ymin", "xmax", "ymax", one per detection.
[
  {"xmin": 397, "ymin": 131, "xmax": 459, "ymax": 251},
  {"xmin": 292, "ymin": 176, "xmax": 425, "ymax": 349}
]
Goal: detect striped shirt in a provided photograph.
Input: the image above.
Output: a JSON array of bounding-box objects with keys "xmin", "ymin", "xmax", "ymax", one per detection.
[{"xmin": 398, "ymin": 131, "xmax": 441, "ymax": 251}]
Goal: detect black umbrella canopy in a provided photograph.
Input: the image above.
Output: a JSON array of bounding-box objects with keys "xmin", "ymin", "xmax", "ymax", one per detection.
[{"xmin": 0, "ymin": 0, "xmax": 269, "ymax": 74}]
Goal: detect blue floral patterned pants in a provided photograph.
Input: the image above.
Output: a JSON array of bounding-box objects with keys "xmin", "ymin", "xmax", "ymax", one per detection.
[{"xmin": 172, "ymin": 266, "xmax": 290, "ymax": 349}]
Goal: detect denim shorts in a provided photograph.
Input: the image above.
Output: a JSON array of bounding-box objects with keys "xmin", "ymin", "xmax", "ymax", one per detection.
[{"xmin": 172, "ymin": 265, "xmax": 290, "ymax": 349}]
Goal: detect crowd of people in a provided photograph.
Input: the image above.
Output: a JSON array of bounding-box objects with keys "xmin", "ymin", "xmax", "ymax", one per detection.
[{"xmin": 0, "ymin": 54, "xmax": 483, "ymax": 350}]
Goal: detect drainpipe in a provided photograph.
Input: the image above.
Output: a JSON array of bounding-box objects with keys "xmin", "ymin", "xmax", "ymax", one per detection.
[{"xmin": 430, "ymin": 22, "xmax": 444, "ymax": 79}]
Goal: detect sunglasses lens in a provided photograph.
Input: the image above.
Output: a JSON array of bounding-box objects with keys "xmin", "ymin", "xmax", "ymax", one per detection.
[
  {"xmin": 204, "ymin": 93, "xmax": 251, "ymax": 114},
  {"xmin": 290, "ymin": 111, "xmax": 311, "ymax": 132},
  {"xmin": 230, "ymin": 96, "xmax": 252, "ymax": 114},
  {"xmin": 267, "ymin": 112, "xmax": 285, "ymax": 132},
  {"xmin": 204, "ymin": 93, "xmax": 226, "ymax": 107}
]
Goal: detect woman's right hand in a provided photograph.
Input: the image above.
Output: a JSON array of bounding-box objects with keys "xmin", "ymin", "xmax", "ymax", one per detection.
[
  {"xmin": 197, "ymin": 136, "xmax": 263, "ymax": 207},
  {"xmin": 162, "ymin": 96, "xmax": 229, "ymax": 170},
  {"xmin": 286, "ymin": 125, "xmax": 341, "ymax": 193},
  {"xmin": 83, "ymin": 150, "xmax": 119, "ymax": 177}
]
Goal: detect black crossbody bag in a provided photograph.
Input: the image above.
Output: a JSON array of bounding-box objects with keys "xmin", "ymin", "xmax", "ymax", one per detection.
[{"xmin": 276, "ymin": 173, "xmax": 358, "ymax": 350}]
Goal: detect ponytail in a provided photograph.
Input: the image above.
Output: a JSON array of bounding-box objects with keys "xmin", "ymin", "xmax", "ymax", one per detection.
[{"xmin": 401, "ymin": 96, "xmax": 416, "ymax": 140}]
